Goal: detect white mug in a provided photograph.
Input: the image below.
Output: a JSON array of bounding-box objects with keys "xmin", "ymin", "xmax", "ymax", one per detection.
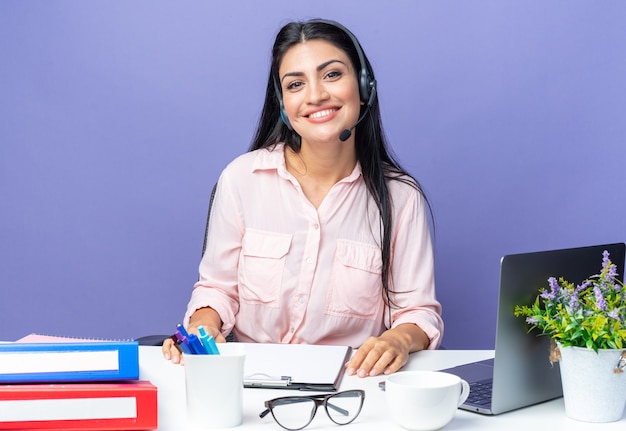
[{"xmin": 385, "ymin": 370, "xmax": 470, "ymax": 431}]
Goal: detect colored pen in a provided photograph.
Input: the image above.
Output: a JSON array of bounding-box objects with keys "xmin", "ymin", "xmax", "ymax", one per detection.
[
  {"xmin": 176, "ymin": 323, "xmax": 191, "ymax": 339},
  {"xmin": 179, "ymin": 331, "xmax": 200, "ymax": 354},
  {"xmin": 169, "ymin": 334, "xmax": 183, "ymax": 354},
  {"xmin": 198, "ymin": 325, "xmax": 220, "ymax": 355},
  {"xmin": 173, "ymin": 332, "xmax": 193, "ymax": 354},
  {"xmin": 176, "ymin": 324, "xmax": 204, "ymax": 354},
  {"xmin": 187, "ymin": 333, "xmax": 209, "ymax": 355}
]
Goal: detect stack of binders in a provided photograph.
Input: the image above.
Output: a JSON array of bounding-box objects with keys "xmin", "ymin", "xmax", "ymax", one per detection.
[{"xmin": 0, "ymin": 335, "xmax": 157, "ymax": 430}]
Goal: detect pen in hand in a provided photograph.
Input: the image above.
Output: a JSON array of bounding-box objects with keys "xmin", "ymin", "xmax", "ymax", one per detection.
[{"xmin": 170, "ymin": 323, "xmax": 220, "ymax": 355}]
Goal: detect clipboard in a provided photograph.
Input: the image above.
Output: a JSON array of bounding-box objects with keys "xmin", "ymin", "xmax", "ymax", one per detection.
[{"xmin": 240, "ymin": 343, "xmax": 352, "ymax": 391}]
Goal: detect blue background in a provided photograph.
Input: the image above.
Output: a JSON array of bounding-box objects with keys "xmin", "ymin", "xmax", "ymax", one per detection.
[{"xmin": 1, "ymin": 1, "xmax": 625, "ymax": 348}]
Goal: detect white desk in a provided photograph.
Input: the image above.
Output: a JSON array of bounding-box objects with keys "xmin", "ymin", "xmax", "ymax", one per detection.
[{"xmin": 138, "ymin": 346, "xmax": 625, "ymax": 430}]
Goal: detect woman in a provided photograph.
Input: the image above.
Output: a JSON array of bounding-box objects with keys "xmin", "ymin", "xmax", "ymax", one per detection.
[{"xmin": 163, "ymin": 18, "xmax": 443, "ymax": 378}]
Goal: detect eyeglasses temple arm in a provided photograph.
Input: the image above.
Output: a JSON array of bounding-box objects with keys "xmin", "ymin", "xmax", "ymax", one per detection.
[{"xmin": 326, "ymin": 402, "xmax": 350, "ymax": 416}]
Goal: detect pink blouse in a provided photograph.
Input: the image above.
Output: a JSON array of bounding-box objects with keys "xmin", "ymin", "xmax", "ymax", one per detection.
[{"xmin": 184, "ymin": 144, "xmax": 443, "ymax": 349}]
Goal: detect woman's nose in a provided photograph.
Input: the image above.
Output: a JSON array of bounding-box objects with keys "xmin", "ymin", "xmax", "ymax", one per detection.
[{"xmin": 306, "ymin": 81, "xmax": 329, "ymax": 104}]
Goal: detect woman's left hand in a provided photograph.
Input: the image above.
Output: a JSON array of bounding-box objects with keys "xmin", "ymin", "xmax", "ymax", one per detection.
[{"xmin": 345, "ymin": 323, "xmax": 429, "ymax": 378}]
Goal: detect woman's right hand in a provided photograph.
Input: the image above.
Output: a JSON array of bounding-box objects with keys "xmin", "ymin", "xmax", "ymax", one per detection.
[
  {"xmin": 161, "ymin": 307, "xmax": 226, "ymax": 364},
  {"xmin": 162, "ymin": 336, "xmax": 184, "ymax": 364}
]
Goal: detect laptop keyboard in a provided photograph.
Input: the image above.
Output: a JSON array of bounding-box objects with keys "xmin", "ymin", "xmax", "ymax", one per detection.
[{"xmin": 467, "ymin": 379, "xmax": 492, "ymax": 406}]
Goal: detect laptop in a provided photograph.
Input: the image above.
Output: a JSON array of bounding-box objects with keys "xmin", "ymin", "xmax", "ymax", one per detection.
[{"xmin": 440, "ymin": 242, "xmax": 626, "ymax": 415}]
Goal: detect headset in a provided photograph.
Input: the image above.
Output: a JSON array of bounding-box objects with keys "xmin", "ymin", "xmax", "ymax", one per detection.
[{"xmin": 273, "ymin": 19, "xmax": 377, "ymax": 139}]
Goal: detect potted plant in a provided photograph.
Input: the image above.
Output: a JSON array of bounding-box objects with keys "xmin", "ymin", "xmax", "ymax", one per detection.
[{"xmin": 514, "ymin": 250, "xmax": 626, "ymax": 422}]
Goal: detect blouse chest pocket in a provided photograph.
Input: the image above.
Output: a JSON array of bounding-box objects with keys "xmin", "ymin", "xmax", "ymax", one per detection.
[
  {"xmin": 325, "ymin": 239, "xmax": 383, "ymax": 320},
  {"xmin": 239, "ymin": 229, "xmax": 292, "ymax": 306}
]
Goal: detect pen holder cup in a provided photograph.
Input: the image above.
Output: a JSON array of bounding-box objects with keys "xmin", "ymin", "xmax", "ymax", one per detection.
[{"xmin": 183, "ymin": 344, "xmax": 246, "ymax": 430}]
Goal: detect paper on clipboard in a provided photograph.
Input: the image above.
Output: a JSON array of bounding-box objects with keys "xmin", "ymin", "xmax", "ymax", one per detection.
[{"xmin": 241, "ymin": 343, "xmax": 352, "ymax": 391}]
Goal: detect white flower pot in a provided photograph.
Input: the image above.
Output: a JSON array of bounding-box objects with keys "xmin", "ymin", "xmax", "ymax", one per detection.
[{"xmin": 558, "ymin": 344, "xmax": 626, "ymax": 422}]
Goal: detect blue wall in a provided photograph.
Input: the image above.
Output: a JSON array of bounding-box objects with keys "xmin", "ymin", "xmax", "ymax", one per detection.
[{"xmin": 1, "ymin": 1, "xmax": 625, "ymax": 348}]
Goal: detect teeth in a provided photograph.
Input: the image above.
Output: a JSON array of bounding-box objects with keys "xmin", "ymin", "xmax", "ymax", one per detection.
[{"xmin": 309, "ymin": 109, "xmax": 336, "ymax": 119}]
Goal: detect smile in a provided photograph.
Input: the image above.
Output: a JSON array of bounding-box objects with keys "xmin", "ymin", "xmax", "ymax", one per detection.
[{"xmin": 308, "ymin": 109, "xmax": 337, "ymax": 119}]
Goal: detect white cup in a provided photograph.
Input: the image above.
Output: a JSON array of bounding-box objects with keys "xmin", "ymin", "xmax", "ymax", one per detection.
[
  {"xmin": 183, "ymin": 343, "xmax": 246, "ymax": 430},
  {"xmin": 385, "ymin": 370, "xmax": 470, "ymax": 431}
]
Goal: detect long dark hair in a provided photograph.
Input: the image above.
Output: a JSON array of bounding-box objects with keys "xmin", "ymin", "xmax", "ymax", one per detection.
[{"xmin": 249, "ymin": 19, "xmax": 433, "ymax": 318}]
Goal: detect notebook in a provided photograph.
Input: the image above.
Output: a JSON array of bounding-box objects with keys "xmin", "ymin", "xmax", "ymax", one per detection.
[{"xmin": 440, "ymin": 242, "xmax": 626, "ymax": 415}]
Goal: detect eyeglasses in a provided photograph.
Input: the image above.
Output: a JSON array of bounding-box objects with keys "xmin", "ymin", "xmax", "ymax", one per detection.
[{"xmin": 259, "ymin": 389, "xmax": 365, "ymax": 430}]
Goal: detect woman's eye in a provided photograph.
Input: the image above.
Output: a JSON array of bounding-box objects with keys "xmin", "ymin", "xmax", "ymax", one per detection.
[
  {"xmin": 286, "ymin": 81, "xmax": 303, "ymax": 91},
  {"xmin": 325, "ymin": 71, "xmax": 342, "ymax": 80}
]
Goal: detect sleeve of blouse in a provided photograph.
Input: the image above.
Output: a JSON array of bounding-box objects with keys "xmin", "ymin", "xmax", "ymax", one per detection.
[
  {"xmin": 183, "ymin": 168, "xmax": 243, "ymax": 337},
  {"xmin": 387, "ymin": 186, "xmax": 444, "ymax": 349}
]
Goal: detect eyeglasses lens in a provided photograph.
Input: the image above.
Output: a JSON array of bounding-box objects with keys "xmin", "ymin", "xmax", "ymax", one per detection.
[
  {"xmin": 270, "ymin": 397, "xmax": 317, "ymax": 430},
  {"xmin": 325, "ymin": 391, "xmax": 364, "ymax": 425}
]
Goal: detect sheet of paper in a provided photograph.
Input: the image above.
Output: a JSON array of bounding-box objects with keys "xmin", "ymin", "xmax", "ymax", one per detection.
[{"xmin": 240, "ymin": 343, "xmax": 351, "ymax": 385}]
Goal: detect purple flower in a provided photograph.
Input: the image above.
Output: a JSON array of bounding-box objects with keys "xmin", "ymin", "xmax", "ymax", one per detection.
[
  {"xmin": 608, "ymin": 308, "xmax": 620, "ymax": 319},
  {"xmin": 594, "ymin": 285, "xmax": 607, "ymax": 311},
  {"xmin": 568, "ymin": 293, "xmax": 580, "ymax": 312},
  {"xmin": 526, "ymin": 317, "xmax": 539, "ymax": 325},
  {"xmin": 607, "ymin": 263, "xmax": 618, "ymax": 284},
  {"xmin": 603, "ymin": 250, "xmax": 610, "ymax": 270},
  {"xmin": 576, "ymin": 280, "xmax": 591, "ymax": 293},
  {"xmin": 540, "ymin": 291, "xmax": 553, "ymax": 301},
  {"xmin": 541, "ymin": 277, "xmax": 559, "ymax": 300}
]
